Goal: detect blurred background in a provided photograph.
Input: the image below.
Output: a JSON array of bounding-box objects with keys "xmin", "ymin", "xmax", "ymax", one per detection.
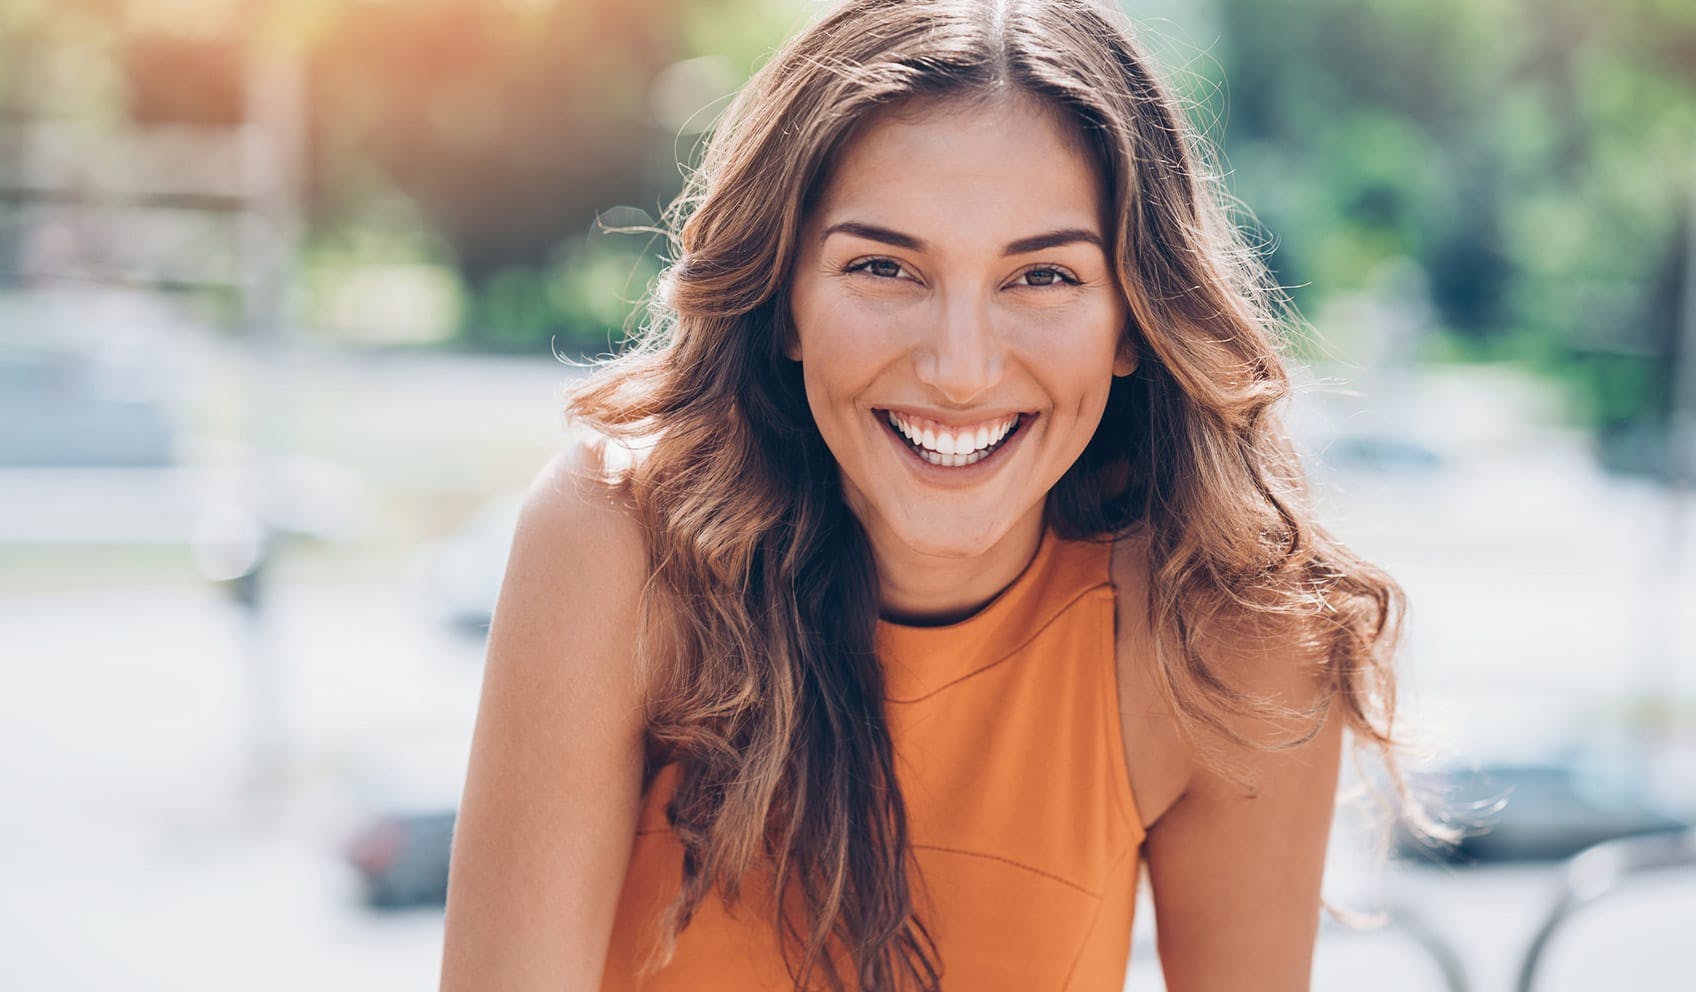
[{"xmin": 1, "ymin": 0, "xmax": 1693, "ymax": 988}]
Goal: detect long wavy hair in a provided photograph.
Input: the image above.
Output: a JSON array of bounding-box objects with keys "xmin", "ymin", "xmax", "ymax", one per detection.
[{"xmin": 568, "ymin": 1, "xmax": 1436, "ymax": 988}]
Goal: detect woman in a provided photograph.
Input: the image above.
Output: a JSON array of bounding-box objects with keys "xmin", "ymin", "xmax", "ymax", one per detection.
[{"xmin": 440, "ymin": 1, "xmax": 1430, "ymax": 989}]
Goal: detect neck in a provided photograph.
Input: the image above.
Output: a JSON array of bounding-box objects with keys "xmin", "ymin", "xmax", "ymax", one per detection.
[{"xmin": 867, "ymin": 504, "xmax": 1047, "ymax": 626}]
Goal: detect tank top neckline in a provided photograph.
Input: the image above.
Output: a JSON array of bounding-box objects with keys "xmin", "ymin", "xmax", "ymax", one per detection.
[{"xmin": 875, "ymin": 526, "xmax": 1115, "ymax": 704}]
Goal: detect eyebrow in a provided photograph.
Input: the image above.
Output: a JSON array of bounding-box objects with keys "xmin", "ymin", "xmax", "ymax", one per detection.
[{"xmin": 818, "ymin": 221, "xmax": 1105, "ymax": 256}]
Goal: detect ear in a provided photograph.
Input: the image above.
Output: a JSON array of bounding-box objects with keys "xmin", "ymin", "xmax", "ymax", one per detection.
[
  {"xmin": 1112, "ymin": 332, "xmax": 1139, "ymax": 377},
  {"xmin": 779, "ymin": 299, "xmax": 803, "ymax": 362}
]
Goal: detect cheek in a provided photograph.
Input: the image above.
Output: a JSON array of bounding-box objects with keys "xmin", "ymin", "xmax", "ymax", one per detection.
[
  {"xmin": 1016, "ymin": 302, "xmax": 1125, "ymax": 405},
  {"xmin": 1046, "ymin": 360, "xmax": 1116, "ymax": 421},
  {"xmin": 793, "ymin": 294, "xmax": 911, "ymax": 402},
  {"xmin": 791, "ymin": 309, "xmax": 869, "ymax": 448}
]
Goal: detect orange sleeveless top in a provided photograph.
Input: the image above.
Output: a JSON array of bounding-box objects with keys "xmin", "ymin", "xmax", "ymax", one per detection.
[{"xmin": 600, "ymin": 528, "xmax": 1147, "ymax": 990}]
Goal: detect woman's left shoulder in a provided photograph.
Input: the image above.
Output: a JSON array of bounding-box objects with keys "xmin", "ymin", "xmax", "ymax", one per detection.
[
  {"xmin": 1104, "ymin": 525, "xmax": 1194, "ymax": 832},
  {"xmin": 1109, "ymin": 527, "xmax": 1331, "ymax": 707},
  {"xmin": 1104, "ymin": 524, "xmax": 1340, "ymax": 827}
]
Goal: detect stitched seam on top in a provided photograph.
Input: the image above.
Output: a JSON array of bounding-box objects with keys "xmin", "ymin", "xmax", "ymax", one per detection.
[
  {"xmin": 885, "ymin": 579, "xmax": 1115, "ymax": 704},
  {"xmin": 912, "ymin": 843, "xmax": 1104, "ymax": 898},
  {"xmin": 1058, "ymin": 840, "xmax": 1138, "ymax": 991},
  {"xmin": 629, "ymin": 832, "xmax": 1107, "ymax": 901}
]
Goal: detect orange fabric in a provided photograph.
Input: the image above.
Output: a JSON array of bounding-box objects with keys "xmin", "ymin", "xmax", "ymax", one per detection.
[{"xmin": 600, "ymin": 529, "xmax": 1146, "ymax": 991}]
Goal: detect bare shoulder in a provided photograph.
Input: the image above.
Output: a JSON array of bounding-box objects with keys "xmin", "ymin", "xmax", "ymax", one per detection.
[
  {"xmin": 439, "ymin": 434, "xmax": 654, "ymax": 990},
  {"xmin": 1109, "ymin": 529, "xmax": 1338, "ymax": 829},
  {"xmin": 1186, "ymin": 592, "xmax": 1335, "ymax": 755},
  {"xmin": 492, "ymin": 432, "xmax": 656, "ymax": 714},
  {"xmin": 517, "ymin": 434, "xmax": 648, "ymax": 583},
  {"xmin": 1107, "ymin": 526, "xmax": 1194, "ymax": 832}
]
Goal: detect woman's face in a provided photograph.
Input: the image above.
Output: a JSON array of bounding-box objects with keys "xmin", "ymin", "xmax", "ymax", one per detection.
[{"xmin": 788, "ymin": 90, "xmax": 1134, "ymax": 562}]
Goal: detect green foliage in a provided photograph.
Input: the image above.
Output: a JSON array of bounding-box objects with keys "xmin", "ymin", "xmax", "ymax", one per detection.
[
  {"xmin": 544, "ymin": 237, "xmax": 665, "ymax": 357},
  {"xmin": 292, "ymin": 0, "xmax": 781, "ymax": 353},
  {"xmin": 1188, "ymin": 0, "xmax": 1696, "ymax": 449},
  {"xmin": 456, "ymin": 235, "xmax": 662, "ymax": 356}
]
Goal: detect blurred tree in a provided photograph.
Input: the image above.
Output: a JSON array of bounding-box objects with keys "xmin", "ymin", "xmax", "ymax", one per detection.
[
  {"xmin": 305, "ymin": 0, "xmax": 672, "ymax": 335},
  {"xmin": 1197, "ymin": 0, "xmax": 1696, "ymax": 468},
  {"xmin": 299, "ymin": 0, "xmax": 793, "ymax": 350}
]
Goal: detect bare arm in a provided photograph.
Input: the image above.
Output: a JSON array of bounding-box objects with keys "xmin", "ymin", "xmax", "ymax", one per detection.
[
  {"xmin": 439, "ymin": 440, "xmax": 651, "ymax": 991},
  {"xmin": 1142, "ymin": 624, "xmax": 1347, "ymax": 991}
]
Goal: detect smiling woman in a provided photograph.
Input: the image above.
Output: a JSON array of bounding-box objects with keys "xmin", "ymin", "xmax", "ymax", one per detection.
[
  {"xmin": 788, "ymin": 91, "xmax": 1134, "ymax": 622},
  {"xmin": 438, "ymin": 2, "xmax": 1436, "ymax": 991}
]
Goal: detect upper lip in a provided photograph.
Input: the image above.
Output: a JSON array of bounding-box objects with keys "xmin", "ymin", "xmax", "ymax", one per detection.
[{"xmin": 877, "ymin": 406, "xmax": 1033, "ymax": 431}]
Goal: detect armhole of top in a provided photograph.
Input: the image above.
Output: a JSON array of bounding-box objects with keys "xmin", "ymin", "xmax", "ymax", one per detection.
[{"xmin": 1101, "ymin": 533, "xmax": 1148, "ymax": 848}]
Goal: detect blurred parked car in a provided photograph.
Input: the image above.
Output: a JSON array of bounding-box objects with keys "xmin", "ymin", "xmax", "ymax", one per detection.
[
  {"xmin": 0, "ymin": 287, "xmax": 210, "ymax": 466},
  {"xmin": 1320, "ymin": 432, "xmax": 1444, "ymax": 475},
  {"xmin": 0, "ymin": 334, "xmax": 177, "ymax": 466},
  {"xmin": 1398, "ymin": 760, "xmax": 1691, "ymax": 865},
  {"xmin": 345, "ymin": 810, "xmax": 457, "ymax": 910}
]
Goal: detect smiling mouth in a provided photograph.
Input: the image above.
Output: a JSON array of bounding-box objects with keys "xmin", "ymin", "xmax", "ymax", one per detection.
[{"xmin": 877, "ymin": 409, "xmax": 1029, "ymax": 468}]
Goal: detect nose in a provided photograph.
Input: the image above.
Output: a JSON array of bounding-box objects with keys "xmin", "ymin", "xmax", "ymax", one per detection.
[{"xmin": 914, "ymin": 290, "xmax": 1005, "ymax": 404}]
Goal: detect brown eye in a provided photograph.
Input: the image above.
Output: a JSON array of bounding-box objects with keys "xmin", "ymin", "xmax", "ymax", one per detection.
[
  {"xmin": 1019, "ymin": 267, "xmax": 1075, "ymax": 288},
  {"xmin": 848, "ymin": 257, "xmax": 905, "ymax": 279}
]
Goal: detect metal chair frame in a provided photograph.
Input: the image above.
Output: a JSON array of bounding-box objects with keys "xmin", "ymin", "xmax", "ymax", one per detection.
[{"xmin": 1515, "ymin": 828, "xmax": 1696, "ymax": 992}]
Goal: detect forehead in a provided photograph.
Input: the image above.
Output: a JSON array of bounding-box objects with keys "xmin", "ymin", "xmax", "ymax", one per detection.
[{"xmin": 807, "ymin": 90, "xmax": 1109, "ymax": 238}]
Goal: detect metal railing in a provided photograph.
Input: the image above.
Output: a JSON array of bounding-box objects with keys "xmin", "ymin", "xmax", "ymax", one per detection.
[{"xmin": 1515, "ymin": 828, "xmax": 1696, "ymax": 992}]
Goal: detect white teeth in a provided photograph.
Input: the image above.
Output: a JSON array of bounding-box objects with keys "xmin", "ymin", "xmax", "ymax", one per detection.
[
  {"xmin": 913, "ymin": 447, "xmax": 988, "ymax": 468},
  {"xmin": 884, "ymin": 410, "xmax": 1020, "ymax": 465}
]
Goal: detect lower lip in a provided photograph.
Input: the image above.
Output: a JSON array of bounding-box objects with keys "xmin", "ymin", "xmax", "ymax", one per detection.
[{"xmin": 874, "ymin": 411, "xmax": 1033, "ymax": 483}]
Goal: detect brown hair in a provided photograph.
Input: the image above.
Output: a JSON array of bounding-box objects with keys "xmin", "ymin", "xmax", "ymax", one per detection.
[{"xmin": 568, "ymin": 0, "xmax": 1438, "ymax": 988}]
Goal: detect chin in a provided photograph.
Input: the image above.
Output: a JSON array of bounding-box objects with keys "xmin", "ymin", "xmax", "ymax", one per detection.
[{"xmin": 879, "ymin": 505, "xmax": 1015, "ymax": 560}]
